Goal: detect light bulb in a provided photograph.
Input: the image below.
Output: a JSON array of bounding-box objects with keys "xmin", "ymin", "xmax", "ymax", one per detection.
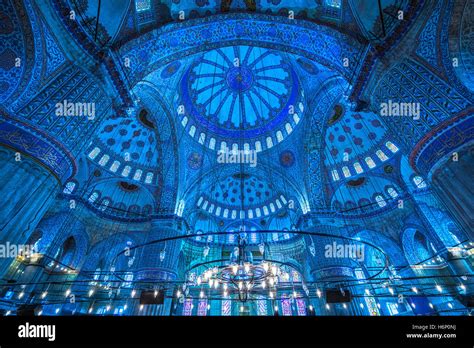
[
  {"xmin": 88, "ymin": 289, "xmax": 94, "ymax": 297},
  {"xmin": 200, "ymin": 291, "xmax": 204, "ymax": 298},
  {"xmin": 88, "ymin": 307, "xmax": 93, "ymax": 313},
  {"xmin": 124, "ymin": 304, "xmax": 128, "ymax": 310},
  {"xmin": 140, "ymin": 305, "xmax": 144, "ymax": 311},
  {"xmin": 238, "ymin": 282, "xmax": 243, "ymax": 290},
  {"xmin": 131, "ymin": 290, "xmax": 136, "ymax": 297},
  {"xmin": 343, "ymin": 303, "xmax": 347, "ymax": 309},
  {"xmin": 460, "ymin": 284, "xmax": 466, "ymax": 291},
  {"xmin": 326, "ymin": 304, "xmax": 330, "ymax": 310},
  {"xmin": 18, "ymin": 292, "xmax": 24, "ymax": 299},
  {"xmin": 388, "ymin": 287, "xmax": 394, "ymax": 295},
  {"xmin": 412, "ymin": 287, "xmax": 418, "ymax": 294},
  {"xmin": 41, "ymin": 291, "xmax": 48, "ymax": 299},
  {"xmin": 176, "ymin": 290, "xmax": 181, "ymax": 298},
  {"xmin": 436, "ymin": 285, "xmax": 443, "ymax": 293},
  {"xmin": 65, "ymin": 289, "xmax": 71, "ymax": 297},
  {"xmin": 316, "ymin": 289, "xmax": 322, "ymax": 298},
  {"xmin": 55, "ymin": 308, "xmax": 60, "ymax": 314},
  {"xmin": 274, "ymin": 306, "xmax": 278, "ymax": 312},
  {"xmin": 244, "ymin": 263, "xmax": 250, "ymax": 273}
]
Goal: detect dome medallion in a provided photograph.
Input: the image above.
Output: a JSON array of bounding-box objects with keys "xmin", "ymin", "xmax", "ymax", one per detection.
[{"xmin": 176, "ymin": 46, "xmax": 304, "ymax": 151}]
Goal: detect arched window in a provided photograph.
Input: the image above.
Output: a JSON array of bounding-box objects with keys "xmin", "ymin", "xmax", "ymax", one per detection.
[
  {"xmin": 353, "ymin": 162, "xmax": 364, "ymax": 174},
  {"xmin": 413, "ymin": 176, "xmax": 427, "ymax": 188},
  {"xmin": 145, "ymin": 172, "xmax": 154, "ymax": 184},
  {"xmin": 135, "ymin": 0, "xmax": 151, "ymax": 12},
  {"xmin": 88, "ymin": 191, "xmax": 99, "ymax": 203},
  {"xmin": 88, "ymin": 147, "xmax": 100, "ymax": 160},
  {"xmin": 385, "ymin": 141, "xmax": 399, "ymax": 153},
  {"xmin": 63, "ymin": 181, "xmax": 76, "ymax": 194},
  {"xmin": 387, "ymin": 187, "xmax": 398, "ymax": 198},
  {"xmin": 100, "ymin": 199, "xmax": 110, "ymax": 211},
  {"xmin": 110, "ymin": 160, "xmax": 120, "ymax": 173},
  {"xmin": 325, "ymin": 0, "xmax": 341, "ymax": 8},
  {"xmin": 121, "ymin": 165, "xmax": 131, "ymax": 177},
  {"xmin": 250, "ymin": 233, "xmax": 258, "ymax": 243},
  {"xmin": 331, "ymin": 169, "xmax": 340, "ymax": 181},
  {"xmin": 133, "ymin": 169, "xmax": 142, "ymax": 181},
  {"xmin": 98, "ymin": 154, "xmax": 110, "ymax": 166},
  {"xmin": 342, "ymin": 166, "xmax": 351, "ymax": 178},
  {"xmin": 123, "ymin": 272, "xmax": 133, "ymax": 288},
  {"xmin": 365, "ymin": 156, "xmax": 376, "ymax": 168},
  {"xmin": 376, "ymin": 150, "xmax": 388, "ymax": 162},
  {"xmin": 375, "ymin": 195, "xmax": 386, "ymax": 207}
]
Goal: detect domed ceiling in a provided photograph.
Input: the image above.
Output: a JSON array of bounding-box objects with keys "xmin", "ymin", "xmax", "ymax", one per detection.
[{"xmin": 176, "ymin": 45, "xmax": 304, "ymax": 151}]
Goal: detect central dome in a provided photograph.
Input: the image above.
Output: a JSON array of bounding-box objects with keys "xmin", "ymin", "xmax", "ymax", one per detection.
[{"xmin": 176, "ymin": 46, "xmax": 304, "ymax": 151}]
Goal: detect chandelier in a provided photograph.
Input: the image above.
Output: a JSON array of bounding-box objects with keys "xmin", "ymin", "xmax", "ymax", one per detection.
[{"xmin": 189, "ymin": 236, "xmax": 284, "ymax": 302}]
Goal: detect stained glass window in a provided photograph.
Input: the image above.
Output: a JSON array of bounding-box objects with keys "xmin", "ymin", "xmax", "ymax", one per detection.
[
  {"xmin": 385, "ymin": 141, "xmax": 399, "ymax": 153},
  {"xmin": 325, "ymin": 0, "xmax": 341, "ymax": 8},
  {"xmin": 121, "ymin": 165, "xmax": 131, "ymax": 177},
  {"xmin": 413, "ymin": 176, "xmax": 427, "ymax": 188},
  {"xmin": 376, "ymin": 150, "xmax": 388, "ymax": 161},
  {"xmin": 110, "ymin": 160, "xmax": 120, "ymax": 173},
  {"xmin": 222, "ymin": 300, "xmax": 231, "ymax": 316},
  {"xmin": 88, "ymin": 147, "xmax": 100, "ymax": 159},
  {"xmin": 296, "ymin": 298, "xmax": 307, "ymax": 316},
  {"xmin": 63, "ymin": 182, "xmax": 76, "ymax": 194},
  {"xmin": 387, "ymin": 187, "xmax": 398, "ymax": 198},
  {"xmin": 100, "ymin": 199, "xmax": 110, "ymax": 211},
  {"xmin": 375, "ymin": 195, "xmax": 386, "ymax": 207},
  {"xmin": 354, "ymin": 162, "xmax": 364, "ymax": 174},
  {"xmin": 197, "ymin": 299, "xmax": 208, "ymax": 316},
  {"xmin": 281, "ymin": 298, "xmax": 292, "ymax": 316},
  {"xmin": 257, "ymin": 298, "xmax": 267, "ymax": 316},
  {"xmin": 183, "ymin": 299, "xmax": 193, "ymax": 316},
  {"xmin": 342, "ymin": 166, "xmax": 351, "ymax": 178},
  {"xmin": 135, "ymin": 0, "xmax": 151, "ymax": 12},
  {"xmin": 133, "ymin": 169, "xmax": 142, "ymax": 181},
  {"xmin": 145, "ymin": 172, "xmax": 154, "ymax": 184},
  {"xmin": 98, "ymin": 154, "xmax": 110, "ymax": 166},
  {"xmin": 365, "ymin": 156, "xmax": 376, "ymax": 168},
  {"xmin": 88, "ymin": 191, "xmax": 99, "ymax": 203}
]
